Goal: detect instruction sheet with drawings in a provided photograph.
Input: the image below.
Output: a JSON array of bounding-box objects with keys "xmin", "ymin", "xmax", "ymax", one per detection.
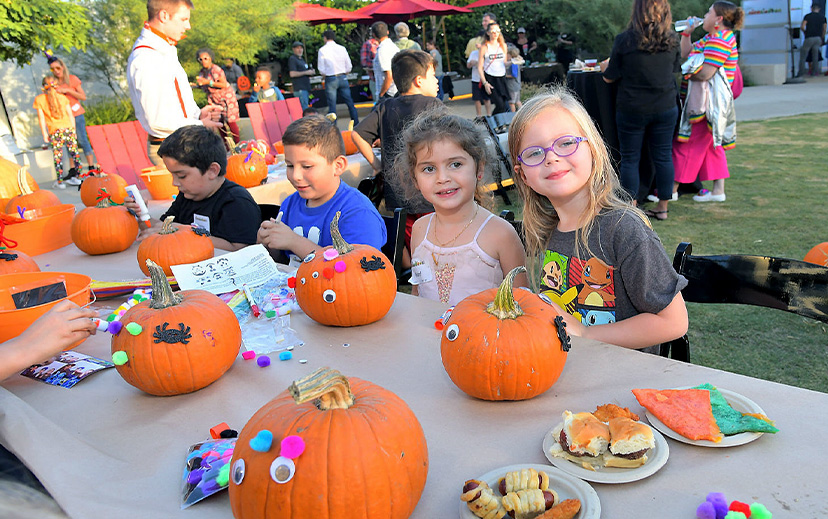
[{"xmin": 170, "ymin": 244, "xmax": 281, "ymax": 294}]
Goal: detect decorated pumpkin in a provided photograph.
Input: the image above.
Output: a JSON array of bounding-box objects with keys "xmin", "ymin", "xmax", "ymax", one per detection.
[
  {"xmin": 229, "ymin": 367, "xmax": 428, "ymax": 519},
  {"xmin": 440, "ymin": 266, "xmax": 570, "ymax": 401},
  {"xmin": 294, "ymin": 212, "xmax": 396, "ymax": 326},
  {"xmin": 111, "ymin": 259, "xmax": 241, "ymax": 396},
  {"xmin": 0, "ymin": 221, "xmax": 40, "ymax": 275},
  {"xmin": 80, "ymin": 170, "xmax": 128, "ymax": 206},
  {"xmin": 226, "ymin": 152, "xmax": 268, "ymax": 188},
  {"xmin": 70, "ymin": 189, "xmax": 139, "ymax": 255},
  {"xmin": 804, "ymin": 242, "xmax": 828, "ymax": 267},
  {"xmin": 137, "ymin": 216, "xmax": 214, "ymax": 276},
  {"xmin": 4, "ymin": 167, "xmax": 60, "ymax": 215}
]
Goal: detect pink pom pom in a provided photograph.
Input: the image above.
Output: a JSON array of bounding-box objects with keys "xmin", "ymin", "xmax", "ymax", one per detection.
[
  {"xmin": 334, "ymin": 260, "xmax": 347, "ymax": 273},
  {"xmin": 241, "ymin": 351, "xmax": 256, "ymax": 360},
  {"xmin": 280, "ymin": 435, "xmax": 305, "ymax": 459}
]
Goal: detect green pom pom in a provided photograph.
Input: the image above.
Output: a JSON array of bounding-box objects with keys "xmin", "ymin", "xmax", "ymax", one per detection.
[
  {"xmin": 125, "ymin": 322, "xmax": 143, "ymax": 335},
  {"xmin": 249, "ymin": 166, "xmax": 255, "ymax": 172},
  {"xmin": 216, "ymin": 464, "xmax": 230, "ymax": 486},
  {"xmin": 112, "ymin": 351, "xmax": 129, "ymax": 365},
  {"xmin": 106, "ymin": 314, "xmax": 117, "ymax": 322},
  {"xmin": 724, "ymin": 512, "xmax": 747, "ymax": 519},
  {"xmin": 750, "ymin": 503, "xmax": 772, "ymax": 519}
]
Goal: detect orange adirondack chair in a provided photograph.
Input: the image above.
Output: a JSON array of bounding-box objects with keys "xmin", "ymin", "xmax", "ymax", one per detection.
[
  {"xmin": 246, "ymin": 98, "xmax": 303, "ymax": 148},
  {"xmin": 87, "ymin": 121, "xmax": 154, "ymax": 188}
]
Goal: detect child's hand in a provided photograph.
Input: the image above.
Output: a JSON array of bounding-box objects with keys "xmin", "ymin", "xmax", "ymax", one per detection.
[
  {"xmin": 123, "ymin": 195, "xmax": 140, "ymax": 214},
  {"xmin": 257, "ymin": 214, "xmax": 296, "ymax": 250},
  {"xmin": 547, "ymin": 301, "xmax": 586, "ymax": 338},
  {"xmin": 22, "ymin": 301, "xmax": 98, "ymax": 359}
]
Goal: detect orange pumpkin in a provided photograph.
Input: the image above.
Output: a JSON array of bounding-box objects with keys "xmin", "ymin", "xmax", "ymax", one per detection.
[
  {"xmin": 80, "ymin": 171, "xmax": 128, "ymax": 206},
  {"xmin": 111, "ymin": 259, "xmax": 241, "ymax": 396},
  {"xmin": 226, "ymin": 152, "xmax": 268, "ymax": 188},
  {"xmin": 340, "ymin": 130, "xmax": 358, "ymax": 155},
  {"xmin": 804, "ymin": 242, "xmax": 828, "ymax": 267},
  {"xmin": 229, "ymin": 367, "xmax": 428, "ymax": 519},
  {"xmin": 0, "ymin": 222, "xmax": 40, "ymax": 275},
  {"xmin": 273, "ymin": 141, "xmax": 284, "ymax": 154},
  {"xmin": 70, "ymin": 190, "xmax": 139, "ymax": 255},
  {"xmin": 137, "ymin": 216, "xmax": 214, "ymax": 276},
  {"xmin": 4, "ymin": 167, "xmax": 60, "ymax": 214},
  {"xmin": 294, "ymin": 212, "xmax": 396, "ymax": 326},
  {"xmin": 0, "ymin": 157, "xmax": 38, "ymax": 200},
  {"xmin": 440, "ymin": 266, "xmax": 570, "ymax": 401}
]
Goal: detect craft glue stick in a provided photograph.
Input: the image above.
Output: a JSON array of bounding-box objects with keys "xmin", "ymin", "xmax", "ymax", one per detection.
[
  {"xmin": 124, "ymin": 185, "xmax": 151, "ymax": 227},
  {"xmin": 243, "ymin": 284, "xmax": 261, "ymax": 317}
]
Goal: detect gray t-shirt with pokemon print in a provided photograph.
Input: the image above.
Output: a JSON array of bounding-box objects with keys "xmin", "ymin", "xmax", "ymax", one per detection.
[{"xmin": 539, "ymin": 208, "xmax": 687, "ymax": 354}]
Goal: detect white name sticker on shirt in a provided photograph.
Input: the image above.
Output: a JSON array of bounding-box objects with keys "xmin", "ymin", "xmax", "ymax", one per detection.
[
  {"xmin": 409, "ymin": 259, "xmax": 433, "ymax": 285},
  {"xmin": 263, "ymin": 88, "xmax": 275, "ymax": 98},
  {"xmin": 193, "ymin": 214, "xmax": 211, "ymax": 233},
  {"xmin": 71, "ymin": 103, "xmax": 81, "ymax": 112}
]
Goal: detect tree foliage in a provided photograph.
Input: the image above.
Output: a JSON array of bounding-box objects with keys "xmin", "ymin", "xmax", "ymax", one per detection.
[{"xmin": 0, "ymin": 0, "xmax": 91, "ymax": 64}]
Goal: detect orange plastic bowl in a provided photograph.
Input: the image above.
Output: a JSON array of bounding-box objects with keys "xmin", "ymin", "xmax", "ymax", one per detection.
[
  {"xmin": 0, "ymin": 271, "xmax": 92, "ymax": 343},
  {"xmin": 140, "ymin": 167, "xmax": 179, "ymax": 200},
  {"xmin": 3, "ymin": 204, "xmax": 75, "ymax": 256}
]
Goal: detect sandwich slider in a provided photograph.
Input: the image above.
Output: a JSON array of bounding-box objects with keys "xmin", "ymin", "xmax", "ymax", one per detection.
[
  {"xmin": 558, "ymin": 410, "xmax": 610, "ymax": 457},
  {"xmin": 604, "ymin": 417, "xmax": 655, "ymax": 468}
]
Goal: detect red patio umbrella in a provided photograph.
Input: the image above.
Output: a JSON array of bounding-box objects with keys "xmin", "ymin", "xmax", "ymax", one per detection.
[
  {"xmin": 353, "ymin": 0, "xmax": 471, "ymax": 22},
  {"xmin": 292, "ymin": 2, "xmax": 372, "ymax": 25},
  {"xmin": 464, "ymin": 0, "xmax": 522, "ymax": 8}
]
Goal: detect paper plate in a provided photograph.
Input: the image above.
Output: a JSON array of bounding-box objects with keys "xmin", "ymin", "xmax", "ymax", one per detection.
[
  {"xmin": 458, "ymin": 463, "xmax": 600, "ymax": 519},
  {"xmin": 542, "ymin": 422, "xmax": 669, "ymax": 484},
  {"xmin": 644, "ymin": 387, "xmax": 769, "ymax": 447}
]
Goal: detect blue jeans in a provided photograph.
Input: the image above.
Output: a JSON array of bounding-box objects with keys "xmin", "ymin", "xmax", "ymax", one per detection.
[
  {"xmin": 437, "ymin": 75, "xmax": 445, "ymax": 100},
  {"xmin": 616, "ymin": 106, "xmax": 678, "ymax": 201},
  {"xmin": 74, "ymin": 113, "xmax": 93, "ymax": 157},
  {"xmin": 295, "ymin": 89, "xmax": 309, "ymax": 110},
  {"xmin": 324, "ymin": 74, "xmax": 359, "ymax": 123}
]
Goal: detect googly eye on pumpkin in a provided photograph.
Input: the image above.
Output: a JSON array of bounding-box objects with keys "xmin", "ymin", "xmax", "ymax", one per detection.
[
  {"xmin": 303, "ymin": 253, "xmax": 315, "ymax": 263},
  {"xmin": 538, "ymin": 293, "xmax": 553, "ymax": 305},
  {"xmin": 300, "ymin": 278, "xmax": 306, "ymax": 285},
  {"xmin": 312, "ymin": 272, "xmax": 319, "ymax": 279},
  {"xmin": 231, "ymin": 458, "xmax": 245, "ymax": 485},
  {"xmin": 445, "ymin": 324, "xmax": 460, "ymax": 341},
  {"xmin": 322, "ymin": 289, "xmax": 336, "ymax": 303},
  {"xmin": 269, "ymin": 456, "xmax": 296, "ymax": 484}
]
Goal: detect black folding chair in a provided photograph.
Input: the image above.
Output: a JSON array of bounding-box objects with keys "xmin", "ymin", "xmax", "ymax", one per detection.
[
  {"xmin": 661, "ymin": 242, "xmax": 828, "ymax": 362},
  {"xmin": 475, "ymin": 113, "xmax": 516, "ymax": 205},
  {"xmin": 381, "ymin": 208, "xmax": 410, "ymax": 287},
  {"xmin": 499, "ymin": 209, "xmax": 524, "ymax": 245}
]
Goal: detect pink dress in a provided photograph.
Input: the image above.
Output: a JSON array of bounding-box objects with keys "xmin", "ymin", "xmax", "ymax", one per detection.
[
  {"xmin": 411, "ymin": 214, "xmax": 503, "ymax": 306},
  {"xmin": 672, "ymin": 30, "xmax": 738, "ymax": 183}
]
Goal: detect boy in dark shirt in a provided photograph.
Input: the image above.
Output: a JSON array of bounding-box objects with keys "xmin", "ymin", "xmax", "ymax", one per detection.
[
  {"xmin": 125, "ymin": 125, "xmax": 261, "ymax": 251},
  {"xmin": 288, "ymin": 41, "xmax": 315, "ymax": 109},
  {"xmin": 352, "ymin": 49, "xmax": 443, "ymax": 245}
]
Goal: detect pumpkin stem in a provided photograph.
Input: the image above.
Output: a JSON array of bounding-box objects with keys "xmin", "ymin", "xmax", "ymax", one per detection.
[
  {"xmin": 95, "ymin": 188, "xmax": 113, "ymax": 208},
  {"xmin": 147, "ymin": 259, "xmax": 182, "ymax": 309},
  {"xmin": 486, "ymin": 266, "xmax": 527, "ymax": 320},
  {"xmin": 17, "ymin": 167, "xmax": 34, "ymax": 195},
  {"xmin": 330, "ymin": 212, "xmax": 354, "ymax": 255},
  {"xmin": 289, "ymin": 366, "xmax": 354, "ymax": 410},
  {"xmin": 159, "ymin": 216, "xmax": 178, "ymax": 235}
]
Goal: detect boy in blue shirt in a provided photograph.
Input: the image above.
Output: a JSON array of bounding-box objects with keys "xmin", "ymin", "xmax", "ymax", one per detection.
[{"xmin": 257, "ymin": 115, "xmax": 386, "ymax": 266}]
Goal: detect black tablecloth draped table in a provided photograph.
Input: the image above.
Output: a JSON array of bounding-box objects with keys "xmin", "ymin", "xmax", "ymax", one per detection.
[{"xmin": 522, "ymin": 63, "xmax": 566, "ymax": 85}]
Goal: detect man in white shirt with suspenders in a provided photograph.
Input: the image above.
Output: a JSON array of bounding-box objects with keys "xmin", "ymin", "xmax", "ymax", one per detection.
[{"xmin": 128, "ymin": 0, "xmax": 222, "ymax": 166}]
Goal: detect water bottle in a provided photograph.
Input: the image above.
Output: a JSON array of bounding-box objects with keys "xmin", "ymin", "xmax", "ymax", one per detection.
[{"xmin": 675, "ymin": 16, "xmax": 702, "ymax": 32}]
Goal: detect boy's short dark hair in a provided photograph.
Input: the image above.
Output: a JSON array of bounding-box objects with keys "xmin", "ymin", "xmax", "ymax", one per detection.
[
  {"xmin": 371, "ymin": 21, "xmax": 388, "ymax": 39},
  {"xmin": 302, "ymin": 106, "xmax": 318, "ymax": 117},
  {"xmin": 158, "ymin": 125, "xmax": 227, "ymax": 176},
  {"xmin": 282, "ymin": 115, "xmax": 345, "ymax": 163},
  {"xmin": 391, "ymin": 50, "xmax": 434, "ymax": 94},
  {"xmin": 323, "ymin": 30, "xmax": 336, "ymax": 41}
]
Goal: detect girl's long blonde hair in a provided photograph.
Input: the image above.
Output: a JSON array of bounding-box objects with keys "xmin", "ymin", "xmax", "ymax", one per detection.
[
  {"xmin": 41, "ymin": 77, "xmax": 63, "ymax": 120},
  {"xmin": 507, "ymin": 86, "xmax": 649, "ymax": 284},
  {"xmin": 49, "ymin": 57, "xmax": 72, "ymax": 86}
]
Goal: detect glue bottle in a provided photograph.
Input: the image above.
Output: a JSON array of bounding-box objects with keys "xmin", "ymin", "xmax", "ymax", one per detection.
[{"xmin": 125, "ymin": 184, "xmax": 151, "ymax": 226}]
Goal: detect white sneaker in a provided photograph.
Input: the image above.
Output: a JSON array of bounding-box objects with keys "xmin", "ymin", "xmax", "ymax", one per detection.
[
  {"xmin": 693, "ymin": 190, "xmax": 726, "ymax": 202},
  {"xmin": 647, "ymin": 192, "xmax": 678, "ymax": 203},
  {"xmin": 52, "ymin": 181, "xmax": 66, "ymax": 190},
  {"xmin": 64, "ymin": 177, "xmax": 82, "ymax": 186}
]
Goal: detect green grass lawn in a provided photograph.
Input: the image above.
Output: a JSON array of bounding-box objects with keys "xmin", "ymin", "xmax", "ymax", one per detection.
[{"xmin": 499, "ymin": 113, "xmax": 828, "ymax": 393}]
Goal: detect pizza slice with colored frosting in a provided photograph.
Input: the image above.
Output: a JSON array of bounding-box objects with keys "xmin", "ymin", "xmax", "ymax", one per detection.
[
  {"xmin": 693, "ymin": 383, "xmax": 779, "ymax": 435},
  {"xmin": 632, "ymin": 388, "xmax": 723, "ymax": 442}
]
